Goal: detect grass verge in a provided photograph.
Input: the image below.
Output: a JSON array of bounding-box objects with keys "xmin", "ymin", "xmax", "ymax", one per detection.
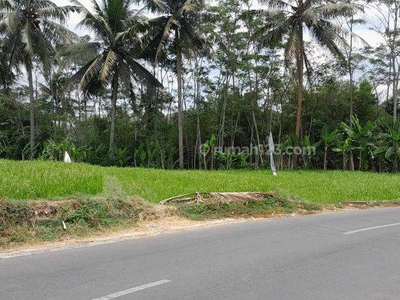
[
  {"xmin": 0, "ymin": 177, "xmax": 161, "ymax": 248},
  {"xmin": 171, "ymin": 192, "xmax": 327, "ymax": 221}
]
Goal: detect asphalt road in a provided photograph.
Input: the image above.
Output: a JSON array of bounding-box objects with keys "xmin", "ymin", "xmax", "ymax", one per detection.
[{"xmin": 1, "ymin": 207, "xmax": 400, "ymax": 300}]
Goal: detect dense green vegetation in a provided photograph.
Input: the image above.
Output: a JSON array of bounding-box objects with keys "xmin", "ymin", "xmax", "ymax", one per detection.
[
  {"xmin": 1, "ymin": 160, "xmax": 400, "ymax": 204},
  {"xmin": 0, "ymin": 0, "xmax": 400, "ymax": 172}
]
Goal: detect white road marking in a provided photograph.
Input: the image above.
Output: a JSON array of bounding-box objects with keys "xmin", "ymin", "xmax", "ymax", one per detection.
[
  {"xmin": 343, "ymin": 222, "xmax": 400, "ymax": 235},
  {"xmin": 91, "ymin": 279, "xmax": 172, "ymax": 300}
]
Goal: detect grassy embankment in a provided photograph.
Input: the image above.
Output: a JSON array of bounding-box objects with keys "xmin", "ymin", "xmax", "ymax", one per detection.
[{"xmin": 1, "ymin": 159, "xmax": 400, "ymax": 247}]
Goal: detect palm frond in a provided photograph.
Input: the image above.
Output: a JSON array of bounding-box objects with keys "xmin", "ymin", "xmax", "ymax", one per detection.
[
  {"xmin": 4, "ymin": 10, "xmax": 21, "ymax": 33},
  {"xmin": 258, "ymin": 0, "xmax": 290, "ymax": 10},
  {"xmin": 115, "ymin": 10, "xmax": 148, "ymax": 44},
  {"xmin": 124, "ymin": 55, "xmax": 162, "ymax": 88},
  {"xmin": 41, "ymin": 19, "xmax": 79, "ymax": 46},
  {"xmin": 144, "ymin": 16, "xmax": 176, "ymax": 62},
  {"xmin": 76, "ymin": 10, "xmax": 112, "ymax": 42},
  {"xmin": 314, "ymin": 3, "xmax": 364, "ymax": 19},
  {"xmin": 309, "ymin": 20, "xmax": 347, "ymax": 61},
  {"xmin": 73, "ymin": 56, "xmax": 103, "ymax": 91},
  {"xmin": 56, "ymin": 42, "xmax": 100, "ymax": 67},
  {"xmin": 117, "ymin": 61, "xmax": 134, "ymax": 92},
  {"xmin": 284, "ymin": 26, "xmax": 300, "ymax": 65},
  {"xmin": 99, "ymin": 50, "xmax": 118, "ymax": 82},
  {"xmin": 180, "ymin": 19, "xmax": 205, "ymax": 50},
  {"xmin": 0, "ymin": 0, "xmax": 16, "ymax": 10},
  {"xmin": 21, "ymin": 24, "xmax": 35, "ymax": 55},
  {"xmin": 69, "ymin": 0, "xmax": 90, "ymax": 14},
  {"xmin": 257, "ymin": 15, "xmax": 290, "ymax": 48},
  {"xmin": 38, "ymin": 5, "xmax": 80, "ymax": 21},
  {"xmin": 179, "ymin": 0, "xmax": 203, "ymax": 15},
  {"xmin": 142, "ymin": 0, "xmax": 170, "ymax": 14}
]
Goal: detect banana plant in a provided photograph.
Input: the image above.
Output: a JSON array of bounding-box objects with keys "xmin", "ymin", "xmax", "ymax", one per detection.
[
  {"xmin": 376, "ymin": 121, "xmax": 400, "ymax": 172},
  {"xmin": 332, "ymin": 136, "xmax": 351, "ymax": 170},
  {"xmin": 339, "ymin": 114, "xmax": 377, "ymax": 170},
  {"xmin": 201, "ymin": 133, "xmax": 216, "ymax": 170}
]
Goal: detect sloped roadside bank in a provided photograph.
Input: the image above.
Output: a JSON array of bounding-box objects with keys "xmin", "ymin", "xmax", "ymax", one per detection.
[{"xmin": 2, "ymin": 189, "xmax": 400, "ymax": 253}]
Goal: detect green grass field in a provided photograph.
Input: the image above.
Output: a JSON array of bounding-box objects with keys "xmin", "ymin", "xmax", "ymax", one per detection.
[{"xmin": 1, "ymin": 159, "xmax": 400, "ymax": 204}]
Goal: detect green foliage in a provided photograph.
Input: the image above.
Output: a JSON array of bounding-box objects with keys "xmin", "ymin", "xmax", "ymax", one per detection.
[
  {"xmin": 40, "ymin": 139, "xmax": 89, "ymax": 162},
  {"xmin": 0, "ymin": 90, "xmax": 30, "ymax": 159},
  {"xmin": 0, "ymin": 0, "xmax": 398, "ymax": 174},
  {"xmin": 215, "ymin": 151, "xmax": 250, "ymax": 170}
]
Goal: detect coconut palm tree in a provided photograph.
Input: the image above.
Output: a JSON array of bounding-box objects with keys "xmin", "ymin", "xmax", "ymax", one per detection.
[
  {"xmin": 141, "ymin": 0, "xmax": 207, "ymax": 168},
  {"xmin": 255, "ymin": 0, "xmax": 363, "ymax": 142},
  {"xmin": 0, "ymin": 0, "xmax": 78, "ymax": 157},
  {"xmin": 58, "ymin": 0, "xmax": 161, "ymax": 159}
]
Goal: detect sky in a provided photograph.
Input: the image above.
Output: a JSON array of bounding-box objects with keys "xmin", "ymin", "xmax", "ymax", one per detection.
[{"xmin": 53, "ymin": 0, "xmax": 385, "ymax": 48}]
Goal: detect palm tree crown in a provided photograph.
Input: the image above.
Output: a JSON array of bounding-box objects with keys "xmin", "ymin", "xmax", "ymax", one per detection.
[
  {"xmin": 256, "ymin": 0, "xmax": 363, "ymax": 139},
  {"xmin": 1, "ymin": 0, "xmax": 78, "ymax": 72},
  {"xmin": 59, "ymin": 0, "xmax": 160, "ymax": 156},
  {"xmin": 142, "ymin": 0, "xmax": 206, "ymax": 60},
  {"xmin": 0, "ymin": 0, "xmax": 78, "ymax": 157}
]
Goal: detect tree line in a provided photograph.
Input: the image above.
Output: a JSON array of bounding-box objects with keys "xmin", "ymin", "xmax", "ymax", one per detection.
[{"xmin": 0, "ymin": 0, "xmax": 399, "ymax": 172}]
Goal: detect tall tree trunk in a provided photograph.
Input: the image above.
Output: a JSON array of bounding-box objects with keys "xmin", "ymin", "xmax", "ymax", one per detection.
[
  {"xmin": 348, "ymin": 17, "xmax": 355, "ymax": 172},
  {"xmin": 231, "ymin": 112, "xmax": 240, "ymax": 148},
  {"xmin": 349, "ymin": 150, "xmax": 355, "ymax": 171},
  {"xmin": 323, "ymin": 144, "xmax": 328, "ymax": 171},
  {"xmin": 219, "ymin": 74, "xmax": 229, "ymax": 150},
  {"xmin": 295, "ymin": 57, "xmax": 304, "ymax": 137},
  {"xmin": 348, "ymin": 17, "xmax": 354, "ymax": 119},
  {"xmin": 252, "ymin": 111, "xmax": 263, "ymax": 167},
  {"xmin": 194, "ymin": 114, "xmax": 201, "ymax": 169},
  {"xmin": 176, "ymin": 29, "xmax": 184, "ymax": 168},
  {"xmin": 293, "ymin": 26, "xmax": 304, "ymax": 168},
  {"xmin": 109, "ymin": 72, "xmax": 119, "ymax": 159},
  {"xmin": 26, "ymin": 58, "xmax": 35, "ymax": 158},
  {"xmin": 392, "ymin": 6, "xmax": 398, "ymax": 124}
]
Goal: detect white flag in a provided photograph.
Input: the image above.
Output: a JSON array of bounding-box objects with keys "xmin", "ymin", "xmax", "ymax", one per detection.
[
  {"xmin": 64, "ymin": 151, "xmax": 72, "ymax": 163},
  {"xmin": 268, "ymin": 132, "xmax": 277, "ymax": 176}
]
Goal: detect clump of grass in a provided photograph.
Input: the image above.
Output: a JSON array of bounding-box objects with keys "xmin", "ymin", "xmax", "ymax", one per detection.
[{"xmin": 175, "ymin": 195, "xmax": 318, "ymax": 221}]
